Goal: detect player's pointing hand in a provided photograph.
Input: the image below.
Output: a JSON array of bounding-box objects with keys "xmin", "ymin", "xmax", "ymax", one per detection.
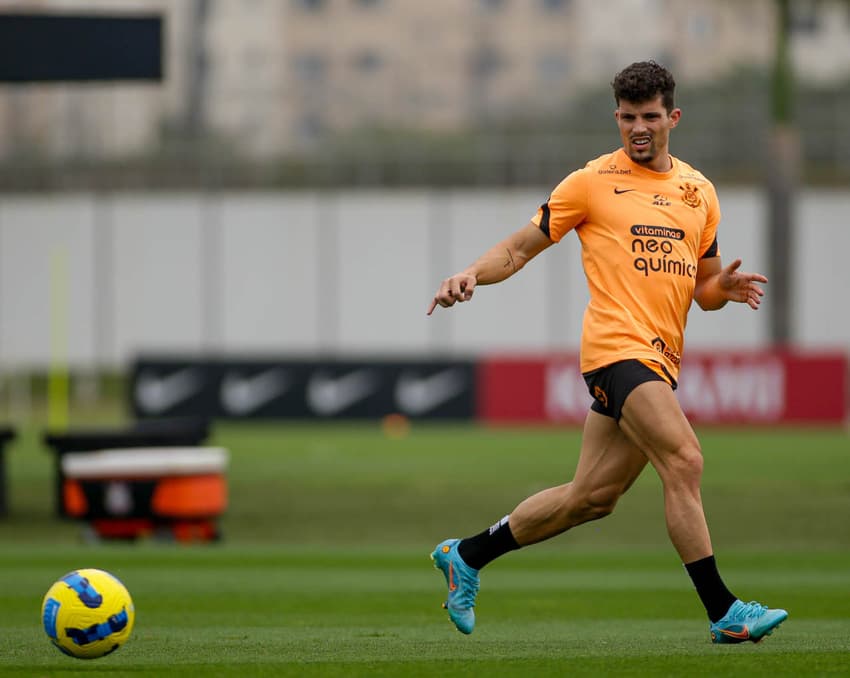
[{"xmin": 427, "ymin": 273, "xmax": 477, "ymax": 315}]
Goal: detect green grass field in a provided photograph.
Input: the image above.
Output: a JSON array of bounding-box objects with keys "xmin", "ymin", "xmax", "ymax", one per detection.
[{"xmin": 0, "ymin": 422, "xmax": 848, "ymax": 676}]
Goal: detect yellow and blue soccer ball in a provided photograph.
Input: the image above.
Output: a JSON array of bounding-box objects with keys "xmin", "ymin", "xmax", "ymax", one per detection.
[{"xmin": 41, "ymin": 568, "xmax": 135, "ymax": 659}]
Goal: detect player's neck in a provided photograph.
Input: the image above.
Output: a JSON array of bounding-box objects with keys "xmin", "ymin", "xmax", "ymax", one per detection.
[
  {"xmin": 653, "ymin": 153, "xmax": 674, "ymax": 173},
  {"xmin": 626, "ymin": 149, "xmax": 673, "ymax": 174}
]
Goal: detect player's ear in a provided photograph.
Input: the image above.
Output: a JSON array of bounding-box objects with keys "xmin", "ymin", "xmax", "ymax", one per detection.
[{"xmin": 669, "ymin": 108, "xmax": 682, "ymax": 127}]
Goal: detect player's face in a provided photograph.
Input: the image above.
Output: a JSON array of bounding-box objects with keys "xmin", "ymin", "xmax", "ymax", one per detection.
[{"xmin": 615, "ymin": 95, "xmax": 681, "ymax": 172}]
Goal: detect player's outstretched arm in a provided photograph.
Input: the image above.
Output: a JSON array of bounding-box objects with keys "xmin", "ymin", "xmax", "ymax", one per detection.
[
  {"xmin": 427, "ymin": 221, "xmax": 552, "ymax": 315},
  {"xmin": 693, "ymin": 257, "xmax": 768, "ymax": 311}
]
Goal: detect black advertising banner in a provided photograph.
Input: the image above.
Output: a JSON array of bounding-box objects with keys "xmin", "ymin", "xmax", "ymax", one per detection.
[{"xmin": 130, "ymin": 357, "xmax": 476, "ymax": 421}]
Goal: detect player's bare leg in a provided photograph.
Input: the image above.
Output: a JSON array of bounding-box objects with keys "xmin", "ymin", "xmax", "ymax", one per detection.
[
  {"xmin": 432, "ymin": 409, "xmax": 646, "ymax": 634},
  {"xmin": 508, "ymin": 409, "xmax": 647, "ymax": 545},
  {"xmin": 616, "ymin": 381, "xmax": 710, "ymax": 562},
  {"xmin": 617, "ymin": 380, "xmax": 787, "ymax": 641}
]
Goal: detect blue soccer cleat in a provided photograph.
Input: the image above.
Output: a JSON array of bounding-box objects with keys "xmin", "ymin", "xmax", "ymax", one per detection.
[
  {"xmin": 430, "ymin": 538, "xmax": 480, "ymax": 634},
  {"xmin": 710, "ymin": 599, "xmax": 788, "ymax": 644}
]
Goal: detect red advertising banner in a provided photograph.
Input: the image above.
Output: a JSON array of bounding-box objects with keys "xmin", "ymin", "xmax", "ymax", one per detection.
[{"xmin": 478, "ymin": 351, "xmax": 849, "ymax": 425}]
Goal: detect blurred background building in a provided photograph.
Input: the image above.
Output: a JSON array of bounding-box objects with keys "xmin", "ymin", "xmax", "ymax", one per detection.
[{"xmin": 1, "ymin": 0, "xmax": 849, "ymax": 188}]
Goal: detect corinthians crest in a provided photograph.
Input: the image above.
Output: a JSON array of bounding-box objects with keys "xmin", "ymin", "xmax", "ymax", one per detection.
[{"xmin": 680, "ymin": 182, "xmax": 701, "ymax": 208}]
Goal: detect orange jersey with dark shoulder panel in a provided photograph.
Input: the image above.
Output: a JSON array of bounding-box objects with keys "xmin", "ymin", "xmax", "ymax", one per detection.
[{"xmin": 532, "ymin": 148, "xmax": 720, "ymax": 383}]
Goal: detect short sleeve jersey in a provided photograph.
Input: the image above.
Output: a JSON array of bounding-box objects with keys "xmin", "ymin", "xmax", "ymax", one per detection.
[{"xmin": 531, "ymin": 148, "xmax": 720, "ymax": 384}]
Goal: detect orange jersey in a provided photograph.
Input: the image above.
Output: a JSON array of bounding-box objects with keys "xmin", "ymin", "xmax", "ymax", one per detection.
[{"xmin": 532, "ymin": 148, "xmax": 720, "ymax": 384}]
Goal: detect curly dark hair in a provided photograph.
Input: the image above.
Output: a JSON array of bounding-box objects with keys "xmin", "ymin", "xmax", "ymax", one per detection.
[{"xmin": 611, "ymin": 60, "xmax": 676, "ymax": 112}]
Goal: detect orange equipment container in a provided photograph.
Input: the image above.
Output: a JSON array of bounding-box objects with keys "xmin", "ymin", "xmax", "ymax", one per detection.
[{"xmin": 61, "ymin": 447, "xmax": 228, "ymax": 542}]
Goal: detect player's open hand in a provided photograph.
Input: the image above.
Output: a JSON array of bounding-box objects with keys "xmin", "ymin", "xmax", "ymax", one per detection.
[
  {"xmin": 427, "ymin": 273, "xmax": 477, "ymax": 315},
  {"xmin": 719, "ymin": 259, "xmax": 768, "ymax": 309}
]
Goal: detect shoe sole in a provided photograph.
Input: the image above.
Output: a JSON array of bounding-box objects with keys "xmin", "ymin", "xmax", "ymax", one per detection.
[{"xmin": 430, "ymin": 549, "xmax": 476, "ymax": 634}]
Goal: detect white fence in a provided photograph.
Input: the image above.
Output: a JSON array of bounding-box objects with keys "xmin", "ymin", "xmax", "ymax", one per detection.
[{"xmin": 0, "ymin": 187, "xmax": 848, "ymax": 371}]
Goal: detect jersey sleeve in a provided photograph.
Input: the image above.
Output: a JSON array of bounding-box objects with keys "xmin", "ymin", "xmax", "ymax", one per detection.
[
  {"xmin": 531, "ymin": 167, "xmax": 589, "ymax": 243},
  {"xmin": 699, "ymin": 182, "xmax": 721, "ymax": 259}
]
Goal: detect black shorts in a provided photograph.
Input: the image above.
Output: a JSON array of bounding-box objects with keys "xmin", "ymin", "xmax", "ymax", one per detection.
[{"xmin": 582, "ymin": 360, "xmax": 673, "ymax": 422}]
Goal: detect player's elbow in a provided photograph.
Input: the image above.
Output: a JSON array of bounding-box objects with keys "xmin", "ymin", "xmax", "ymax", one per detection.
[{"xmin": 512, "ymin": 250, "xmax": 532, "ymax": 273}]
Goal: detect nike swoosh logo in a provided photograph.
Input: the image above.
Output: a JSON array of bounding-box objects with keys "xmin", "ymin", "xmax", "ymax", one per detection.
[
  {"xmin": 135, "ymin": 368, "xmax": 204, "ymax": 414},
  {"xmin": 395, "ymin": 369, "xmax": 467, "ymax": 415},
  {"xmin": 614, "ymin": 187, "xmax": 635, "ymax": 194},
  {"xmin": 719, "ymin": 625, "xmax": 750, "ymax": 640},
  {"xmin": 220, "ymin": 368, "xmax": 291, "ymax": 415},
  {"xmin": 448, "ymin": 562, "xmax": 457, "ymax": 592},
  {"xmin": 306, "ymin": 369, "xmax": 378, "ymax": 416}
]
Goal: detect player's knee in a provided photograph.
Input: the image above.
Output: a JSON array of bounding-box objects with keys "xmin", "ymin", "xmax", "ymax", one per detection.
[{"xmin": 669, "ymin": 443, "xmax": 704, "ymax": 485}]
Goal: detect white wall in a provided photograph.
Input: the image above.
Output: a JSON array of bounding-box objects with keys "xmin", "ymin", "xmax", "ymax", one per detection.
[{"xmin": 0, "ymin": 187, "xmax": 848, "ymax": 370}]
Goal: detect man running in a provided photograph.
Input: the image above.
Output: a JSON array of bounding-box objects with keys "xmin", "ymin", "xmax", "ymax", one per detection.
[{"xmin": 427, "ymin": 60, "xmax": 787, "ymax": 645}]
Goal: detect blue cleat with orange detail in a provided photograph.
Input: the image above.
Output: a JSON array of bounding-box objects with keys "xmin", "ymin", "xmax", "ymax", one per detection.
[
  {"xmin": 430, "ymin": 538, "xmax": 480, "ymax": 634},
  {"xmin": 710, "ymin": 600, "xmax": 788, "ymax": 644}
]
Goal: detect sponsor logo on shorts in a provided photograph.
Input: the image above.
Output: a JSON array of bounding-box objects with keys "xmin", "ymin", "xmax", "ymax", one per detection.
[{"xmin": 593, "ymin": 386, "xmax": 609, "ymax": 408}]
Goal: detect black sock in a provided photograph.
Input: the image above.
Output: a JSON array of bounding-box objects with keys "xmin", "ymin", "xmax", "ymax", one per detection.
[
  {"xmin": 684, "ymin": 555, "xmax": 738, "ymax": 622},
  {"xmin": 457, "ymin": 515, "xmax": 520, "ymax": 570}
]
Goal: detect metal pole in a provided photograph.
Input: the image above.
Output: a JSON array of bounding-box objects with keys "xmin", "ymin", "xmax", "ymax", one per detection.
[{"xmin": 767, "ymin": 0, "xmax": 798, "ymax": 346}]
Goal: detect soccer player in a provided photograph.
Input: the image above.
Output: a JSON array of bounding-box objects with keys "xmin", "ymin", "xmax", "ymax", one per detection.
[{"xmin": 426, "ymin": 60, "xmax": 787, "ymax": 644}]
